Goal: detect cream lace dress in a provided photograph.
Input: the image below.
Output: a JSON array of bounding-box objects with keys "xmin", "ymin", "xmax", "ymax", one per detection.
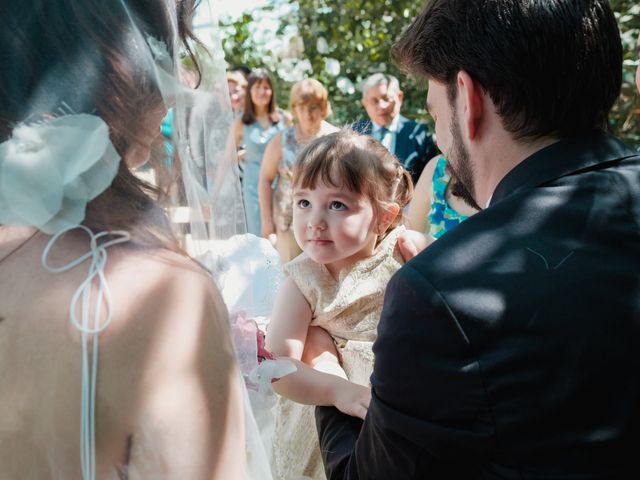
[{"xmin": 272, "ymin": 227, "xmax": 404, "ymax": 480}]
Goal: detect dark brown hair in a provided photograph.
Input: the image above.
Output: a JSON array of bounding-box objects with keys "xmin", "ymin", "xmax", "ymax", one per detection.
[
  {"xmin": 392, "ymin": 0, "xmax": 622, "ymax": 140},
  {"xmin": 293, "ymin": 129, "xmax": 413, "ymax": 240},
  {"xmin": 241, "ymin": 68, "xmax": 279, "ymax": 126},
  {"xmin": 0, "ymin": 0, "xmax": 203, "ymax": 251}
]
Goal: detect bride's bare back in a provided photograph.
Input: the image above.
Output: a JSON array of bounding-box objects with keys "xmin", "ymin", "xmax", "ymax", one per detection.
[{"xmin": 0, "ymin": 227, "xmax": 244, "ymax": 479}]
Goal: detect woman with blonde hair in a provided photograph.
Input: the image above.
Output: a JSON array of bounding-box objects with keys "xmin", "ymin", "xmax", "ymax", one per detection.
[{"xmin": 259, "ymin": 78, "xmax": 337, "ymax": 263}]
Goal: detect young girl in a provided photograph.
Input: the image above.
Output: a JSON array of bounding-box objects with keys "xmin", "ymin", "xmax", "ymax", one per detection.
[
  {"xmin": 265, "ymin": 129, "xmax": 413, "ymax": 479},
  {"xmin": 259, "ymin": 78, "xmax": 337, "ymax": 263}
]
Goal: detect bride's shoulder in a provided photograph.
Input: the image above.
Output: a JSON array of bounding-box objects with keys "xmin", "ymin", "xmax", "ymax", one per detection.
[
  {"xmin": 113, "ymin": 247, "xmax": 211, "ymax": 282},
  {"xmin": 107, "ymin": 248, "xmax": 229, "ymax": 334}
]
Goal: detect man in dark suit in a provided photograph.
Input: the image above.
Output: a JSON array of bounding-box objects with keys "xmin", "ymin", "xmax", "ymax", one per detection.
[
  {"xmin": 353, "ymin": 73, "xmax": 437, "ymax": 184},
  {"xmin": 316, "ymin": 1, "xmax": 640, "ymax": 478}
]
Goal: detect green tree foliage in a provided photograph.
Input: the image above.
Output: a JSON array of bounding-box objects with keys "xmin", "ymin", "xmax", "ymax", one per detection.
[
  {"xmin": 219, "ymin": 13, "xmax": 268, "ymax": 72},
  {"xmin": 289, "ymin": 0, "xmax": 428, "ymax": 126},
  {"xmin": 221, "ymin": 1, "xmax": 640, "ymax": 147},
  {"xmin": 218, "ymin": 2, "xmax": 299, "ymax": 109},
  {"xmin": 611, "ymin": 1, "xmax": 640, "ymax": 147}
]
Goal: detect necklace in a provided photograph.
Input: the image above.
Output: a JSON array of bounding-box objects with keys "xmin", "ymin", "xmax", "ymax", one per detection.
[
  {"xmin": 0, "ymin": 229, "xmax": 39, "ymax": 266},
  {"xmin": 294, "ymin": 125, "xmax": 323, "ymax": 146}
]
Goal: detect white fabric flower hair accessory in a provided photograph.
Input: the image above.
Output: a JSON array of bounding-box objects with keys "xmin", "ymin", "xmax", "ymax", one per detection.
[
  {"xmin": 146, "ymin": 35, "xmax": 170, "ymax": 62},
  {"xmin": 0, "ymin": 114, "xmax": 121, "ymax": 234}
]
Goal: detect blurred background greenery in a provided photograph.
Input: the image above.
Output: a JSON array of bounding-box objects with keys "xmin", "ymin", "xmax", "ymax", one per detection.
[{"xmin": 218, "ymin": 0, "xmax": 640, "ymax": 148}]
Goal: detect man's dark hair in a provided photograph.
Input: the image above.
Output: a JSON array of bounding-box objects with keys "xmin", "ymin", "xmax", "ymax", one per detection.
[
  {"xmin": 231, "ymin": 65, "xmax": 252, "ymax": 79},
  {"xmin": 392, "ymin": 0, "xmax": 623, "ymax": 140}
]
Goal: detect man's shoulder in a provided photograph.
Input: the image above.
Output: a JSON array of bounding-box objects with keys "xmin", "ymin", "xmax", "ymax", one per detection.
[
  {"xmin": 397, "ymin": 115, "xmax": 427, "ymax": 131},
  {"xmin": 406, "ymin": 159, "xmax": 640, "ymax": 293},
  {"xmin": 398, "ymin": 114, "xmax": 425, "ymax": 126},
  {"xmin": 396, "ymin": 116, "xmax": 430, "ymax": 146}
]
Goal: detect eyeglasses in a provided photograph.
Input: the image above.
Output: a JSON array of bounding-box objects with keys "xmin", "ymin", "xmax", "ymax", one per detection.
[{"xmin": 294, "ymin": 104, "xmax": 322, "ymax": 114}]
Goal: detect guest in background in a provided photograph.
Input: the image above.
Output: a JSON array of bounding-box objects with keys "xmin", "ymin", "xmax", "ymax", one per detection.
[
  {"xmin": 353, "ymin": 73, "xmax": 437, "ymax": 184},
  {"xmin": 231, "ymin": 64, "xmax": 252, "ymax": 80},
  {"xmin": 259, "ymin": 78, "xmax": 337, "ymax": 263},
  {"xmin": 406, "ymin": 154, "xmax": 478, "ymax": 239},
  {"xmin": 227, "ymin": 70, "xmax": 248, "ymax": 118},
  {"xmin": 233, "ymin": 68, "xmax": 291, "ymax": 235}
]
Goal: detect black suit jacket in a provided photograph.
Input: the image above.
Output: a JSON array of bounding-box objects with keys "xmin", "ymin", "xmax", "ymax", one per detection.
[
  {"xmin": 316, "ymin": 133, "xmax": 640, "ymax": 479},
  {"xmin": 353, "ymin": 116, "xmax": 437, "ymax": 184}
]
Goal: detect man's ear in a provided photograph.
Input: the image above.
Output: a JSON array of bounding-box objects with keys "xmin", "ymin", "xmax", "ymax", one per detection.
[
  {"xmin": 456, "ymin": 70, "xmax": 483, "ymax": 140},
  {"xmin": 397, "ymin": 90, "xmax": 404, "ymax": 103},
  {"xmin": 377, "ymin": 203, "xmax": 400, "ymax": 234}
]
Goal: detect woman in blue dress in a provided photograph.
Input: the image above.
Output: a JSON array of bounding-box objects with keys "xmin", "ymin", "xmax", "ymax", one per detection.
[
  {"xmin": 233, "ymin": 69, "xmax": 291, "ymax": 235},
  {"xmin": 406, "ymin": 155, "xmax": 479, "ymax": 239}
]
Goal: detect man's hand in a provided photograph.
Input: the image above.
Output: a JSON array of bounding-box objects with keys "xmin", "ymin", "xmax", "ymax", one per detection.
[
  {"xmin": 397, "ymin": 229, "xmax": 433, "ymax": 262},
  {"xmin": 331, "ymin": 379, "xmax": 371, "ymax": 420}
]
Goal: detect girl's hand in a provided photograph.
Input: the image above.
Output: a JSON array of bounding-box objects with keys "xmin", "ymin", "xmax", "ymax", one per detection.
[{"xmin": 332, "ymin": 380, "xmax": 371, "ymax": 420}]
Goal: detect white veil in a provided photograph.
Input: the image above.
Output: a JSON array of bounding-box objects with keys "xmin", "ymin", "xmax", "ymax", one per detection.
[{"xmin": 0, "ymin": 0, "xmax": 278, "ymax": 478}]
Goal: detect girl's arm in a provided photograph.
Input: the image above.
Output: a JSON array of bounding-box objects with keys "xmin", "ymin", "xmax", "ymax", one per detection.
[
  {"xmin": 258, "ymin": 133, "xmax": 282, "ymax": 238},
  {"xmin": 265, "ymin": 277, "xmax": 371, "ymax": 419}
]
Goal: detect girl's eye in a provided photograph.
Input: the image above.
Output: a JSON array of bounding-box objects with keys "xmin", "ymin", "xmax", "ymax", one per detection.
[
  {"xmin": 330, "ymin": 201, "xmax": 347, "ymax": 211},
  {"xmin": 297, "ymin": 199, "xmax": 310, "ymax": 208}
]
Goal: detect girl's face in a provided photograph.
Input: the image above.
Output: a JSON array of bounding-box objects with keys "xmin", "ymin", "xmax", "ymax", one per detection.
[
  {"xmin": 250, "ymin": 79, "xmax": 273, "ymax": 108},
  {"xmin": 292, "ymin": 178, "xmax": 379, "ymax": 278},
  {"xmin": 293, "ymin": 102, "xmax": 324, "ymax": 134}
]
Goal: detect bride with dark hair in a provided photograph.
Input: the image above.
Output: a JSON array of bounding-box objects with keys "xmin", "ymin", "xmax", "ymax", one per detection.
[{"xmin": 0, "ymin": 1, "xmax": 270, "ymax": 478}]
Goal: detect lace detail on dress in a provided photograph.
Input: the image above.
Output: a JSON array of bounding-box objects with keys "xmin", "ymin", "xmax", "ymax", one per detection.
[
  {"xmin": 273, "ymin": 227, "xmax": 405, "ymax": 480},
  {"xmin": 284, "ymin": 226, "xmax": 405, "ymax": 345},
  {"xmin": 272, "ymin": 127, "xmax": 300, "ymax": 232}
]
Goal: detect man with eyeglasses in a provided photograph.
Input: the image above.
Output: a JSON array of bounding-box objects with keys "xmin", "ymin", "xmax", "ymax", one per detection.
[{"xmin": 354, "ymin": 73, "xmax": 437, "ymax": 184}]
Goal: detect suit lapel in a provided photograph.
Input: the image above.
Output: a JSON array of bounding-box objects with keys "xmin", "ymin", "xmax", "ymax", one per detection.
[
  {"xmin": 394, "ymin": 116, "xmax": 410, "ymax": 159},
  {"xmin": 491, "ymin": 133, "xmax": 638, "ymax": 206}
]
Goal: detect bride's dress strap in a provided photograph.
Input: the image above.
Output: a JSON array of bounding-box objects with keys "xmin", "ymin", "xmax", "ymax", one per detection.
[{"xmin": 41, "ymin": 225, "xmax": 130, "ymax": 480}]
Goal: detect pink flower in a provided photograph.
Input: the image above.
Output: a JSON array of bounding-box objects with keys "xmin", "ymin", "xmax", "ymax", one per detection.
[
  {"xmin": 232, "ymin": 311, "xmax": 274, "ymax": 372},
  {"xmin": 256, "ymin": 327, "xmax": 274, "ymax": 362}
]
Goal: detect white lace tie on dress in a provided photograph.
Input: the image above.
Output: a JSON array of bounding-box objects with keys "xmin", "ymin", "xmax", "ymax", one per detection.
[{"xmin": 41, "ymin": 225, "xmax": 131, "ymax": 480}]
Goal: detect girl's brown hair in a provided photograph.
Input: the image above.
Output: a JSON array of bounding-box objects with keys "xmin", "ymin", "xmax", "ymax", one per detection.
[{"xmin": 292, "ymin": 129, "xmax": 413, "ymax": 240}]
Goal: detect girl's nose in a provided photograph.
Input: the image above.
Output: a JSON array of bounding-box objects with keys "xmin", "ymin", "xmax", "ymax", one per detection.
[{"xmin": 307, "ymin": 214, "xmax": 327, "ymax": 231}]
